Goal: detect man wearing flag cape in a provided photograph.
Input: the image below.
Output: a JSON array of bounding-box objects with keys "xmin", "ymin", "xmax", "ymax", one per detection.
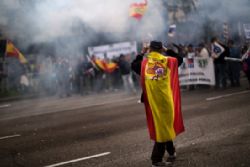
[{"xmin": 132, "ymin": 41, "xmax": 184, "ymax": 167}]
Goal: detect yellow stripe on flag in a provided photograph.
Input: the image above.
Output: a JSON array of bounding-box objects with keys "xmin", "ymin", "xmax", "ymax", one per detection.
[
  {"xmin": 6, "ymin": 41, "xmax": 28, "ymax": 64},
  {"xmin": 144, "ymin": 52, "xmax": 176, "ymax": 142}
]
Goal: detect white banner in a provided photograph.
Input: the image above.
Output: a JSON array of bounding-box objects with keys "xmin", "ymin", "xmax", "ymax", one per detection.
[
  {"xmin": 178, "ymin": 58, "xmax": 215, "ymax": 86},
  {"xmin": 88, "ymin": 41, "xmax": 137, "ymax": 59},
  {"xmin": 243, "ymin": 23, "xmax": 250, "ymax": 39}
]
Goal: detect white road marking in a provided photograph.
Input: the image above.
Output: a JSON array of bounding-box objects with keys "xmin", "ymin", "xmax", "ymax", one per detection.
[
  {"xmin": 206, "ymin": 90, "xmax": 250, "ymax": 101},
  {"xmin": 0, "ymin": 104, "xmax": 11, "ymax": 109},
  {"xmin": 44, "ymin": 152, "xmax": 111, "ymax": 167},
  {"xmin": 0, "ymin": 134, "xmax": 21, "ymax": 140}
]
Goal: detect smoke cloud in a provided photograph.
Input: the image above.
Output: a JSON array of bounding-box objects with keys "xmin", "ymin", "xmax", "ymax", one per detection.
[
  {"xmin": 0, "ymin": 0, "xmax": 249, "ymax": 53},
  {"xmin": 180, "ymin": 0, "xmax": 250, "ymax": 44},
  {"xmin": 0, "ymin": 0, "xmax": 167, "ymax": 55}
]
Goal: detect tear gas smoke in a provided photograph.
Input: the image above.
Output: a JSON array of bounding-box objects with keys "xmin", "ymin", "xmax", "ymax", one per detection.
[{"xmin": 0, "ymin": 0, "xmax": 167, "ymax": 54}]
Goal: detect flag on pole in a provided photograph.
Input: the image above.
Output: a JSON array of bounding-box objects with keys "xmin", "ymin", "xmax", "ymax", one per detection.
[
  {"xmin": 6, "ymin": 40, "xmax": 28, "ymax": 64},
  {"xmin": 168, "ymin": 24, "xmax": 177, "ymax": 37},
  {"xmin": 93, "ymin": 58, "xmax": 117, "ymax": 73},
  {"xmin": 211, "ymin": 42, "xmax": 225, "ymax": 58},
  {"xmin": 129, "ymin": 0, "xmax": 148, "ymax": 20},
  {"xmin": 141, "ymin": 52, "xmax": 184, "ymax": 142}
]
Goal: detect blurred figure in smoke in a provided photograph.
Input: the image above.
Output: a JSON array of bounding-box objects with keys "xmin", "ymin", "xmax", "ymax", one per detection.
[
  {"xmin": 91, "ymin": 55, "xmax": 104, "ymax": 92},
  {"xmin": 227, "ymin": 40, "xmax": 241, "ymax": 87},
  {"xmin": 187, "ymin": 44, "xmax": 196, "ymax": 90},
  {"xmin": 118, "ymin": 54, "xmax": 136, "ymax": 94},
  {"xmin": 211, "ymin": 37, "xmax": 229, "ymax": 89},
  {"xmin": 76, "ymin": 56, "xmax": 93, "ymax": 95},
  {"xmin": 20, "ymin": 70, "xmax": 30, "ymax": 94},
  {"xmin": 197, "ymin": 43, "xmax": 210, "ymax": 59},
  {"xmin": 242, "ymin": 45, "xmax": 250, "ymax": 89},
  {"xmin": 56, "ymin": 58, "xmax": 71, "ymax": 98},
  {"xmin": 103, "ymin": 55, "xmax": 114, "ymax": 92}
]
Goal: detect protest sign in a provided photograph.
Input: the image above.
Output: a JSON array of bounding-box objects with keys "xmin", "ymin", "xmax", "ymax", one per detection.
[
  {"xmin": 88, "ymin": 41, "xmax": 137, "ymax": 59},
  {"xmin": 179, "ymin": 58, "xmax": 215, "ymax": 86}
]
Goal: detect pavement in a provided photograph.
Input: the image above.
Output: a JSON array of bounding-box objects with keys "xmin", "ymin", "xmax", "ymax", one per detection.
[{"xmin": 0, "ymin": 79, "xmax": 250, "ymax": 167}]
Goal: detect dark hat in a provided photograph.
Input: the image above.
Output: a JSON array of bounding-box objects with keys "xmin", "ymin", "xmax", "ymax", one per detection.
[{"xmin": 150, "ymin": 41, "xmax": 163, "ymax": 50}]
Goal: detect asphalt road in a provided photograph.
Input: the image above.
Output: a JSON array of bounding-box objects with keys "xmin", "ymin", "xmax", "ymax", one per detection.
[{"xmin": 0, "ymin": 83, "xmax": 250, "ymax": 167}]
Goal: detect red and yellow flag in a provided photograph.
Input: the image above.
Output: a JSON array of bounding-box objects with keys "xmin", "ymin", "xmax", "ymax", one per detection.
[
  {"xmin": 129, "ymin": 0, "xmax": 148, "ymax": 20},
  {"xmin": 6, "ymin": 40, "xmax": 28, "ymax": 64},
  {"xmin": 141, "ymin": 52, "xmax": 184, "ymax": 142},
  {"xmin": 94, "ymin": 58, "xmax": 118, "ymax": 73}
]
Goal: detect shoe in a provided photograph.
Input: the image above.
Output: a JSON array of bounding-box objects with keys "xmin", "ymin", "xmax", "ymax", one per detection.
[
  {"xmin": 152, "ymin": 162, "xmax": 168, "ymax": 167},
  {"xmin": 166, "ymin": 152, "xmax": 176, "ymax": 164}
]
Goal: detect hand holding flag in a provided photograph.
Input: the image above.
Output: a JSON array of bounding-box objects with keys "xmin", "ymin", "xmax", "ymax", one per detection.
[{"xmin": 211, "ymin": 42, "xmax": 225, "ymax": 59}]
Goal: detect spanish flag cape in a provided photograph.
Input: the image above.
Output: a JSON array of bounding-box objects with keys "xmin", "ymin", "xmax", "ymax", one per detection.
[{"xmin": 141, "ymin": 51, "xmax": 184, "ymax": 142}]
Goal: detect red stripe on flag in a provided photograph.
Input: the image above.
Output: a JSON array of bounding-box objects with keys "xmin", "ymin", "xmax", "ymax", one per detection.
[
  {"xmin": 141, "ymin": 58, "xmax": 157, "ymax": 141},
  {"xmin": 168, "ymin": 57, "xmax": 185, "ymax": 136}
]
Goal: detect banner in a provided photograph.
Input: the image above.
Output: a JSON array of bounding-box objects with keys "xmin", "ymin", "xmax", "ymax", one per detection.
[
  {"xmin": 178, "ymin": 58, "xmax": 215, "ymax": 86},
  {"xmin": 243, "ymin": 23, "xmax": 250, "ymax": 39},
  {"xmin": 88, "ymin": 41, "xmax": 137, "ymax": 59}
]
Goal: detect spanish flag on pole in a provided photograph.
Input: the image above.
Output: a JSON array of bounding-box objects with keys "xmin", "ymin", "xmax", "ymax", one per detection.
[
  {"xmin": 141, "ymin": 52, "xmax": 184, "ymax": 142},
  {"xmin": 129, "ymin": 0, "xmax": 148, "ymax": 20},
  {"xmin": 6, "ymin": 40, "xmax": 28, "ymax": 64},
  {"xmin": 93, "ymin": 58, "xmax": 117, "ymax": 73}
]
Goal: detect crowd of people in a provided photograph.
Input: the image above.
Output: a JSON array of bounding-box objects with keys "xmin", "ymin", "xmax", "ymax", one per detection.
[
  {"xmin": 166, "ymin": 38, "xmax": 250, "ymax": 90},
  {"xmin": 4, "ymin": 38, "xmax": 250, "ymax": 97},
  {"xmin": 11, "ymin": 53, "xmax": 138, "ymax": 97}
]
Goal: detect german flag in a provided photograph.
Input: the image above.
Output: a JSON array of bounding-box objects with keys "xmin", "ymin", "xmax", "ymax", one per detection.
[
  {"xmin": 141, "ymin": 51, "xmax": 184, "ymax": 142},
  {"xmin": 6, "ymin": 40, "xmax": 28, "ymax": 64},
  {"xmin": 129, "ymin": 0, "xmax": 148, "ymax": 20}
]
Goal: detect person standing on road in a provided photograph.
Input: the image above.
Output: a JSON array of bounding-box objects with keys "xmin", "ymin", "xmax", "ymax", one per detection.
[
  {"xmin": 211, "ymin": 37, "xmax": 229, "ymax": 89},
  {"xmin": 118, "ymin": 54, "xmax": 136, "ymax": 94},
  {"xmin": 131, "ymin": 41, "xmax": 185, "ymax": 167},
  {"xmin": 227, "ymin": 40, "xmax": 241, "ymax": 87},
  {"xmin": 242, "ymin": 45, "xmax": 250, "ymax": 89}
]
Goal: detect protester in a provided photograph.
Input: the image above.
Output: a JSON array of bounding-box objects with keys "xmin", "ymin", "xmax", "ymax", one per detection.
[
  {"xmin": 76, "ymin": 56, "xmax": 94, "ymax": 95},
  {"xmin": 20, "ymin": 71, "xmax": 30, "ymax": 94},
  {"xmin": 118, "ymin": 54, "xmax": 136, "ymax": 94},
  {"xmin": 197, "ymin": 43, "xmax": 210, "ymax": 58},
  {"xmin": 131, "ymin": 41, "xmax": 184, "ymax": 167},
  {"xmin": 91, "ymin": 55, "xmax": 105, "ymax": 92},
  {"xmin": 187, "ymin": 44, "xmax": 196, "ymax": 90},
  {"xmin": 227, "ymin": 40, "xmax": 241, "ymax": 87},
  {"xmin": 211, "ymin": 37, "xmax": 229, "ymax": 89},
  {"xmin": 242, "ymin": 45, "xmax": 250, "ymax": 89},
  {"xmin": 56, "ymin": 58, "xmax": 72, "ymax": 98}
]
